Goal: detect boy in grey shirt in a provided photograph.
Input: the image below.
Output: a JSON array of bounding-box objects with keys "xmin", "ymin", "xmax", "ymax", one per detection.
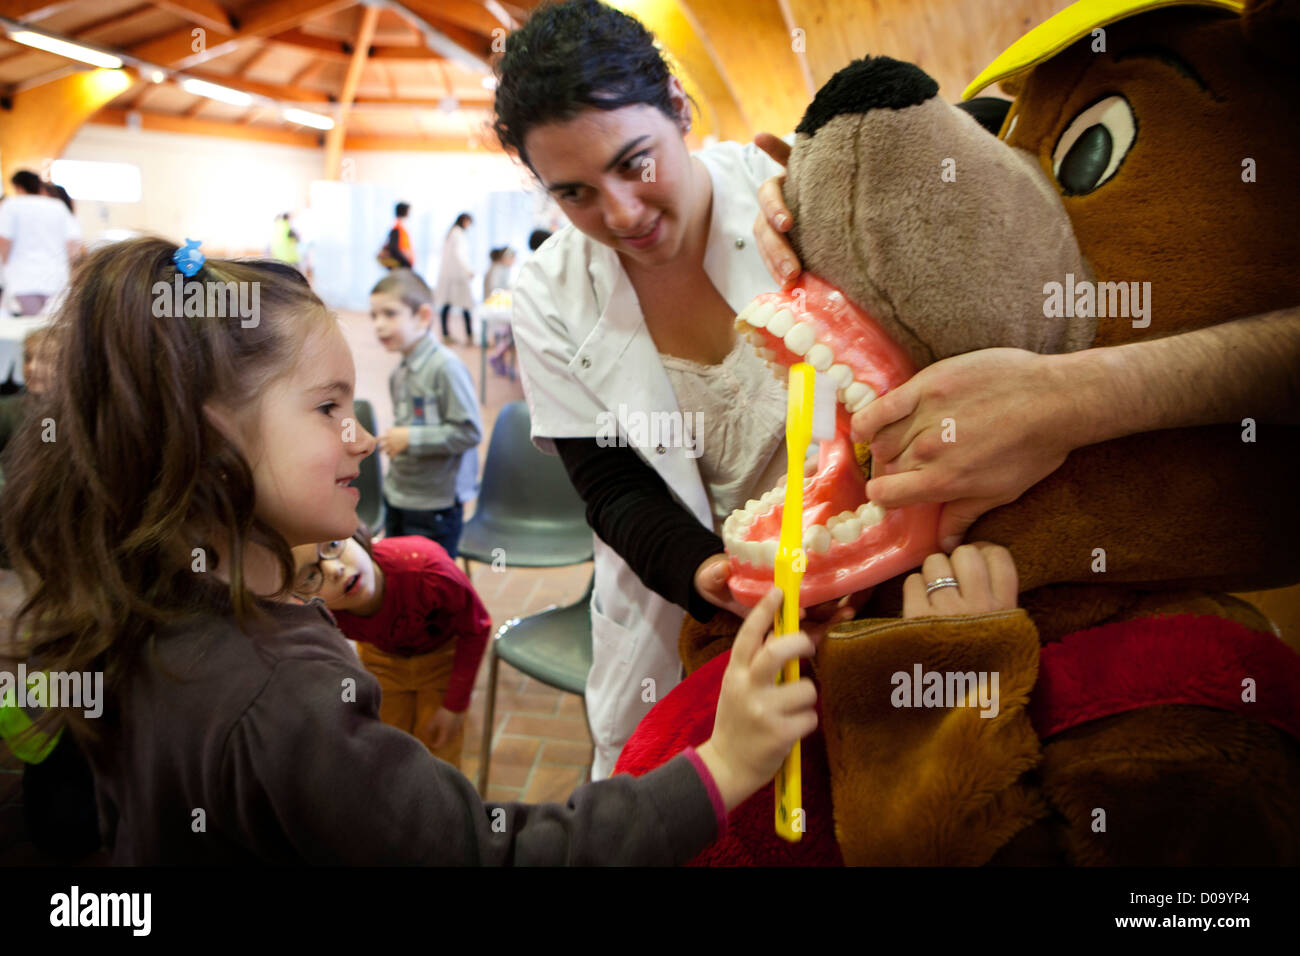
[{"xmin": 371, "ymin": 270, "xmax": 482, "ymax": 557}]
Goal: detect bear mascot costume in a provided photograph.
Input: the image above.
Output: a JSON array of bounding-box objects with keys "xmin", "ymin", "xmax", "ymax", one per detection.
[{"xmin": 614, "ymin": 0, "xmax": 1300, "ymax": 865}]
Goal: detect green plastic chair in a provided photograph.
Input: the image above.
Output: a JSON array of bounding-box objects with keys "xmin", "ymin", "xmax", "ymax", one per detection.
[
  {"xmin": 459, "ymin": 401, "xmax": 593, "ymax": 573},
  {"xmin": 353, "ymin": 399, "xmax": 385, "ymax": 536},
  {"xmin": 477, "ymin": 575, "xmax": 594, "ymax": 795}
]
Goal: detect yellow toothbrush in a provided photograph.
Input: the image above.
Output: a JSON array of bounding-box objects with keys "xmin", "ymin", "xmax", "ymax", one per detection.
[{"xmin": 774, "ymin": 361, "xmax": 835, "ymax": 841}]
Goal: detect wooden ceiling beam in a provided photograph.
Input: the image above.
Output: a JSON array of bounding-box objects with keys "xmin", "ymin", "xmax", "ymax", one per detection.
[
  {"xmin": 610, "ymin": 0, "xmax": 751, "ymax": 145},
  {"xmin": 0, "ymin": 67, "xmax": 134, "ymax": 185},
  {"xmin": 378, "ymin": 0, "xmax": 490, "ymax": 71},
  {"xmin": 290, "ymin": 57, "xmax": 327, "ymax": 84},
  {"xmin": 92, "ymin": 105, "xmax": 496, "ymax": 151},
  {"xmin": 152, "ymin": 0, "xmax": 234, "ymax": 34},
  {"xmin": 367, "ymin": 43, "xmax": 438, "ymax": 59},
  {"xmin": 183, "ymin": 66, "xmax": 332, "ymax": 102},
  {"xmin": 352, "ymin": 92, "xmax": 491, "ymax": 107},
  {"xmin": 0, "ymin": 0, "xmax": 76, "ymax": 21},
  {"xmin": 268, "ymin": 26, "xmax": 350, "ymax": 58},
  {"xmin": 74, "ymin": 5, "xmax": 173, "ymax": 44},
  {"xmin": 237, "ymin": 39, "xmax": 275, "ymax": 74},
  {"xmin": 340, "ymin": 132, "xmax": 501, "ymax": 151},
  {"xmin": 121, "ymin": 77, "xmax": 161, "ymax": 109},
  {"xmin": 400, "ymin": 0, "xmax": 506, "ymax": 34},
  {"xmin": 781, "ymin": 0, "xmax": 1069, "ymax": 104},
  {"xmin": 323, "ymin": 1, "xmax": 377, "ymax": 177},
  {"xmin": 678, "ymin": 0, "xmax": 813, "ymax": 136},
  {"xmin": 128, "ymin": 0, "xmax": 358, "ymax": 69},
  {"xmin": 93, "ymin": 104, "xmax": 319, "ymax": 146}
]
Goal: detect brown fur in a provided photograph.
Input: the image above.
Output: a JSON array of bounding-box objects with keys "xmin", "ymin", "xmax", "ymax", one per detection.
[
  {"xmin": 816, "ymin": 610, "xmax": 1045, "ymax": 864},
  {"xmin": 684, "ymin": 0, "xmax": 1300, "ymax": 864}
]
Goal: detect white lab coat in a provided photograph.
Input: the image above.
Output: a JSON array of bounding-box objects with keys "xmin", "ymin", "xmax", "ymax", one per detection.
[
  {"xmin": 435, "ymin": 225, "xmax": 475, "ymax": 312},
  {"xmin": 512, "ymin": 140, "xmax": 784, "ymax": 777}
]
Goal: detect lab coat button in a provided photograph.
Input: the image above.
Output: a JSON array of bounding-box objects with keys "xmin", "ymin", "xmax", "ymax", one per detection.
[
  {"xmin": 734, "ymin": 237, "xmax": 745, "ymax": 249},
  {"xmin": 580, "ymin": 356, "xmax": 591, "ymax": 369},
  {"xmin": 656, "ymin": 444, "xmax": 667, "ymax": 454}
]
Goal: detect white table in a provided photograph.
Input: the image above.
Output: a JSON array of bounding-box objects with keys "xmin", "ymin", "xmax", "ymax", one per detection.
[{"xmin": 476, "ymin": 302, "xmax": 514, "ymax": 405}]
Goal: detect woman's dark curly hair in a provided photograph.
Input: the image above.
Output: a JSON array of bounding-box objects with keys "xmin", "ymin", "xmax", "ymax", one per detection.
[{"xmin": 491, "ymin": 0, "xmax": 687, "ymax": 172}]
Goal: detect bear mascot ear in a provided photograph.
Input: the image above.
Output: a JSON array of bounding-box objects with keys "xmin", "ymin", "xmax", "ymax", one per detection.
[{"xmin": 1243, "ymin": 0, "xmax": 1300, "ymax": 61}]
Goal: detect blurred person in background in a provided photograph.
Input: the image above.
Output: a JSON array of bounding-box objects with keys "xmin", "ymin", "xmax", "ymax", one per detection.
[
  {"xmin": 483, "ymin": 246, "xmax": 516, "ymax": 300},
  {"xmin": 0, "ymin": 170, "xmax": 81, "ymax": 316},
  {"xmin": 435, "ymin": 212, "xmax": 474, "ymax": 344},
  {"xmin": 271, "ymin": 212, "xmax": 301, "ymax": 267},
  {"xmin": 379, "ymin": 202, "xmax": 415, "ymax": 270}
]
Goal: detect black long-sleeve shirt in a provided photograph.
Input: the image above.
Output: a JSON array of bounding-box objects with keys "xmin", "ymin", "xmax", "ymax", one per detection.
[{"xmin": 554, "ymin": 438, "xmax": 725, "ymax": 623}]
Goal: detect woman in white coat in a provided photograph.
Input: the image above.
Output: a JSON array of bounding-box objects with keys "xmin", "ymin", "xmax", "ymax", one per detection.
[
  {"xmin": 493, "ymin": 0, "xmax": 857, "ymax": 778},
  {"xmin": 435, "ymin": 212, "xmax": 475, "ymax": 344}
]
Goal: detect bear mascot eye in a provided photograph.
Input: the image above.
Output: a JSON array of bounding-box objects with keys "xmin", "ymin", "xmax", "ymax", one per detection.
[{"xmin": 1052, "ymin": 94, "xmax": 1137, "ymax": 195}]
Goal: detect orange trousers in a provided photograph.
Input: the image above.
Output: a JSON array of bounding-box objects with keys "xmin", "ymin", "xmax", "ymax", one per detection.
[{"xmin": 358, "ymin": 641, "xmax": 465, "ymax": 767}]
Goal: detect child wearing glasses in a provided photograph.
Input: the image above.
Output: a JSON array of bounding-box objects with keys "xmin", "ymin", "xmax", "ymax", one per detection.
[{"xmin": 291, "ymin": 528, "xmax": 488, "ymax": 766}]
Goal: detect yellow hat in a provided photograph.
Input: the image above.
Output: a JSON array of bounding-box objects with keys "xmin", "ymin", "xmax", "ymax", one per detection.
[{"xmin": 963, "ymin": 0, "xmax": 1244, "ymax": 100}]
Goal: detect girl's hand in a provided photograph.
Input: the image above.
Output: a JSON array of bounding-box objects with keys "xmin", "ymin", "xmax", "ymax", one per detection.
[
  {"xmin": 696, "ymin": 587, "xmax": 821, "ymax": 811},
  {"xmin": 902, "ymin": 542, "xmax": 1019, "ymax": 618},
  {"xmin": 751, "ymin": 132, "xmax": 802, "ymax": 288},
  {"xmin": 378, "ymin": 426, "xmax": 411, "ymax": 457},
  {"xmin": 425, "ymin": 706, "xmax": 465, "ymax": 750}
]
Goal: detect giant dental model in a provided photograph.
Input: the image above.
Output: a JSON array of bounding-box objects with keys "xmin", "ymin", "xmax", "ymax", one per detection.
[{"xmin": 724, "ymin": 274, "xmax": 941, "ymax": 607}]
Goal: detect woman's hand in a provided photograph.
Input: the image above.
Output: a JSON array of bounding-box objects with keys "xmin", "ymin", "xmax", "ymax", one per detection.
[
  {"xmin": 696, "ymin": 552, "xmax": 858, "ymax": 638},
  {"xmin": 696, "ymin": 587, "xmax": 821, "ymax": 811},
  {"xmin": 902, "ymin": 542, "xmax": 1019, "ymax": 618},
  {"xmin": 851, "ymin": 348, "xmax": 1081, "ymax": 551},
  {"xmin": 694, "ymin": 553, "xmax": 751, "ymax": 619},
  {"xmin": 752, "ymin": 132, "xmax": 801, "ymax": 288}
]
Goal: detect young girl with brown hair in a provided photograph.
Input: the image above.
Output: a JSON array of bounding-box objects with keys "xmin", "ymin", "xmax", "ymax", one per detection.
[{"xmin": 1, "ymin": 236, "xmax": 822, "ymax": 864}]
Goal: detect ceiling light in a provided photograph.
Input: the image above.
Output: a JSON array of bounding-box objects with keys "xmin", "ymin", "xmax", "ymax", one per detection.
[
  {"xmin": 8, "ymin": 30, "xmax": 122, "ymax": 69},
  {"xmin": 480, "ymin": 75, "xmax": 496, "ymax": 90},
  {"xmin": 283, "ymin": 108, "xmax": 335, "ymax": 130},
  {"xmin": 149, "ymin": 69, "xmax": 165, "ymax": 84},
  {"xmin": 180, "ymin": 77, "xmax": 251, "ymax": 107}
]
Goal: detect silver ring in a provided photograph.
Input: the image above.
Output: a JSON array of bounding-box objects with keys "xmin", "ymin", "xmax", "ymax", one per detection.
[{"xmin": 925, "ymin": 576, "xmax": 960, "ymax": 595}]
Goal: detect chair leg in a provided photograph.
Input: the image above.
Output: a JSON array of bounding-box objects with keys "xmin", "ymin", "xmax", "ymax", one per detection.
[
  {"xmin": 476, "ymin": 644, "xmax": 499, "ymax": 797},
  {"xmin": 579, "ymin": 695, "xmax": 593, "ymax": 785},
  {"xmin": 461, "ymin": 557, "xmax": 472, "ymax": 582}
]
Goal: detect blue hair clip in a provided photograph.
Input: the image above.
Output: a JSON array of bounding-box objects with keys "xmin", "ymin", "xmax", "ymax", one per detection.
[{"xmin": 174, "ymin": 238, "xmax": 205, "ymax": 277}]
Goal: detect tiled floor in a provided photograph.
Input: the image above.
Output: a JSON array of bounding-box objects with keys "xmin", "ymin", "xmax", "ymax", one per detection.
[{"xmin": 0, "ymin": 312, "xmax": 594, "ymax": 863}]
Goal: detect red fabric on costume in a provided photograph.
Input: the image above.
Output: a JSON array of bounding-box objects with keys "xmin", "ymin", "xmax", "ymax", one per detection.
[
  {"xmin": 614, "ymin": 651, "xmax": 844, "ymax": 866},
  {"xmin": 1029, "ymin": 614, "xmax": 1300, "ymax": 741}
]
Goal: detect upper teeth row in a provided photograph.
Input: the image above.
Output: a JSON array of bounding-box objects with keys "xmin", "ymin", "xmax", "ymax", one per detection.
[
  {"xmin": 721, "ymin": 498, "xmax": 887, "ymax": 568},
  {"xmin": 736, "ymin": 302, "xmax": 877, "ymax": 413}
]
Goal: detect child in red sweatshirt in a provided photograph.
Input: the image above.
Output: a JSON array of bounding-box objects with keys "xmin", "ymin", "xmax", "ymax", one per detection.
[{"xmin": 292, "ymin": 527, "xmax": 489, "ymax": 766}]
